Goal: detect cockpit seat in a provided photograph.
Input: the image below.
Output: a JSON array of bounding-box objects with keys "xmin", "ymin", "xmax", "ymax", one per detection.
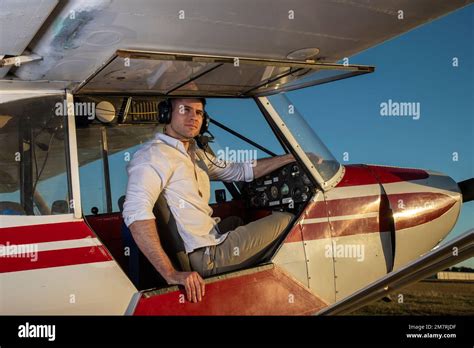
[
  {"xmin": 120, "ymin": 193, "xmax": 191, "ymax": 289},
  {"xmin": 153, "ymin": 194, "xmax": 192, "ymax": 272},
  {"xmin": 0, "ymin": 201, "xmax": 25, "ymax": 215}
]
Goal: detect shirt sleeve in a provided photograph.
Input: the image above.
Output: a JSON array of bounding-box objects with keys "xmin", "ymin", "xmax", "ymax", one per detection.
[
  {"xmin": 199, "ymin": 150, "xmax": 254, "ymax": 183},
  {"xmin": 122, "ymin": 146, "xmax": 171, "ymax": 227}
]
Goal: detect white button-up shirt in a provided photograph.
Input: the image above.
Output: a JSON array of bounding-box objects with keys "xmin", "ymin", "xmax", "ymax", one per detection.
[{"xmin": 122, "ymin": 132, "xmax": 254, "ymax": 253}]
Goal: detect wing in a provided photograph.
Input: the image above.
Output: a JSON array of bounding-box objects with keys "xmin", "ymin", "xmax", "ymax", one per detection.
[{"xmin": 1, "ymin": 0, "xmax": 472, "ymax": 87}]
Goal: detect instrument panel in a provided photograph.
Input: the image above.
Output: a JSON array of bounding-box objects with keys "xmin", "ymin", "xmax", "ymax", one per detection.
[{"xmin": 241, "ymin": 161, "xmax": 315, "ymax": 209}]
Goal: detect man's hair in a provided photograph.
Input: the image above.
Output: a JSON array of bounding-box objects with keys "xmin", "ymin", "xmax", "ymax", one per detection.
[{"xmin": 170, "ymin": 98, "xmax": 206, "ymax": 110}]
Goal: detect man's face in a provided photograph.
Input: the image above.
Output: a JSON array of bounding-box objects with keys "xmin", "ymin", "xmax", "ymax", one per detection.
[{"xmin": 168, "ymin": 99, "xmax": 204, "ymax": 139}]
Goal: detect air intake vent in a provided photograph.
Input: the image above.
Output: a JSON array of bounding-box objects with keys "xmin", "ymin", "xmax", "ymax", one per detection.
[
  {"xmin": 128, "ymin": 99, "xmax": 159, "ymax": 122},
  {"xmin": 118, "ymin": 98, "xmax": 159, "ymax": 123}
]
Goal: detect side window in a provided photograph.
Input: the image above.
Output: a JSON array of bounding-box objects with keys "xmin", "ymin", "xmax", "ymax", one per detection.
[
  {"xmin": 205, "ymin": 98, "xmax": 286, "ymax": 203},
  {"xmin": 77, "ymin": 125, "xmax": 159, "ymax": 215},
  {"xmin": 76, "ymin": 128, "xmax": 107, "ymax": 215},
  {"xmin": 206, "ymin": 98, "xmax": 286, "ymax": 160},
  {"xmin": 0, "ymin": 95, "xmax": 72, "ymax": 215}
]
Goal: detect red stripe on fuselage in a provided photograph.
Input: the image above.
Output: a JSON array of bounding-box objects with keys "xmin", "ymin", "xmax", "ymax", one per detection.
[
  {"xmin": 336, "ymin": 165, "xmax": 379, "ymax": 187},
  {"xmin": 336, "ymin": 165, "xmax": 429, "ymax": 188},
  {"xmin": 284, "ymin": 191, "xmax": 454, "ymax": 243},
  {"xmin": 0, "ymin": 245, "xmax": 113, "ymax": 273},
  {"xmin": 0, "ymin": 221, "xmax": 95, "ymax": 245},
  {"xmin": 0, "ymin": 221, "xmax": 113, "ymax": 273},
  {"xmin": 368, "ymin": 165, "xmax": 429, "ymax": 184}
]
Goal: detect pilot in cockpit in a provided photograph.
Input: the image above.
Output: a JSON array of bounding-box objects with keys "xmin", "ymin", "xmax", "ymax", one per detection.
[{"xmin": 122, "ymin": 98, "xmax": 294, "ymax": 303}]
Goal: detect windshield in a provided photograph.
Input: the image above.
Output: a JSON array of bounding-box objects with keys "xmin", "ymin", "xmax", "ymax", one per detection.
[{"xmin": 266, "ymin": 93, "xmax": 341, "ymax": 184}]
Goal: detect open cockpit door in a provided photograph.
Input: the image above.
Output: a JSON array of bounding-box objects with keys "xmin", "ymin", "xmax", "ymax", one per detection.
[{"xmin": 74, "ymin": 49, "xmax": 373, "ymax": 97}]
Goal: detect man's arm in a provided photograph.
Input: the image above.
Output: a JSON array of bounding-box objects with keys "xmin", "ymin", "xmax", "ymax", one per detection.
[
  {"xmin": 252, "ymin": 153, "xmax": 295, "ymax": 179},
  {"xmin": 253, "ymin": 152, "xmax": 325, "ymax": 179},
  {"xmin": 129, "ymin": 219, "xmax": 205, "ymax": 303}
]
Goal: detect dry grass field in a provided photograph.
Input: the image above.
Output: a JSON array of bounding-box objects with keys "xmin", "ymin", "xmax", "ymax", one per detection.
[{"xmin": 350, "ymin": 280, "xmax": 474, "ymax": 315}]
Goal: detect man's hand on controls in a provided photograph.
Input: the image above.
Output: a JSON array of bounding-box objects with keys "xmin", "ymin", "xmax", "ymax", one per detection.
[{"xmin": 167, "ymin": 271, "xmax": 205, "ymax": 303}]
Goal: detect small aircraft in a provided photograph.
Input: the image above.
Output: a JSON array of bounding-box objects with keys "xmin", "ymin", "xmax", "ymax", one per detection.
[{"xmin": 0, "ymin": 0, "xmax": 473, "ymax": 315}]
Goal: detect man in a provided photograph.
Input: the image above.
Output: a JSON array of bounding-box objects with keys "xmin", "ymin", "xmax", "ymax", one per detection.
[{"xmin": 122, "ymin": 98, "xmax": 295, "ymax": 303}]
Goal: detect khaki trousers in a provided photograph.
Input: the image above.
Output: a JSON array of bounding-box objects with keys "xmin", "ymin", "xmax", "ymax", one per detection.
[{"xmin": 189, "ymin": 212, "xmax": 294, "ymax": 277}]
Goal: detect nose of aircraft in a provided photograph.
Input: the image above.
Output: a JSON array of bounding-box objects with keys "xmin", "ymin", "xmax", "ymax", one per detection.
[
  {"xmin": 377, "ymin": 168, "xmax": 463, "ymax": 269},
  {"xmin": 390, "ymin": 172, "xmax": 461, "ymax": 229}
]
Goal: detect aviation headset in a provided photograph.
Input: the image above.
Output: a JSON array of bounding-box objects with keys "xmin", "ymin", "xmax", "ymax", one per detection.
[{"xmin": 158, "ymin": 98, "xmax": 210, "ymax": 135}]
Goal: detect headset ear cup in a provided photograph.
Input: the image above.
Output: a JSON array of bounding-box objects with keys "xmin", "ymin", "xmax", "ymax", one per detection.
[{"xmin": 158, "ymin": 100, "xmax": 172, "ymax": 124}]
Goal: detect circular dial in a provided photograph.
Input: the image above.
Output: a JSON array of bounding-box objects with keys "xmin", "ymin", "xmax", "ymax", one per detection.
[
  {"xmin": 270, "ymin": 185, "xmax": 279, "ymax": 199},
  {"xmin": 280, "ymin": 183, "xmax": 290, "ymax": 196}
]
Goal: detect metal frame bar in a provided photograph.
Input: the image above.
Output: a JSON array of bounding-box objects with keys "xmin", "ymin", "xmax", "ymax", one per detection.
[
  {"xmin": 254, "ymin": 97, "xmax": 290, "ymax": 155},
  {"xmin": 116, "ymin": 49, "xmax": 374, "ymax": 71},
  {"xmin": 209, "ymin": 118, "xmax": 277, "ymax": 157},
  {"xmin": 19, "ymin": 114, "xmax": 34, "ymax": 214},
  {"xmin": 63, "ymin": 108, "xmax": 74, "ymax": 216},
  {"xmin": 0, "ymin": 54, "xmax": 42, "ymax": 68},
  {"xmin": 100, "ymin": 127, "xmax": 113, "ymax": 213},
  {"xmin": 66, "ymin": 91, "xmax": 83, "ymax": 219}
]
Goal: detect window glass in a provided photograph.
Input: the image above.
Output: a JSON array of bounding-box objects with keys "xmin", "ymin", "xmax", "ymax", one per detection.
[
  {"xmin": 0, "ymin": 95, "xmax": 71, "ymax": 215},
  {"xmin": 206, "ymin": 98, "xmax": 286, "ymax": 160},
  {"xmin": 76, "ymin": 127, "xmax": 107, "ymax": 215},
  {"xmin": 77, "ymin": 125, "xmax": 159, "ymax": 214},
  {"xmin": 267, "ymin": 93, "xmax": 340, "ymax": 182}
]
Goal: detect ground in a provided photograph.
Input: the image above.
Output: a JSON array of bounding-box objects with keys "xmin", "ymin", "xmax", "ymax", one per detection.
[{"xmin": 350, "ymin": 280, "xmax": 474, "ymax": 315}]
